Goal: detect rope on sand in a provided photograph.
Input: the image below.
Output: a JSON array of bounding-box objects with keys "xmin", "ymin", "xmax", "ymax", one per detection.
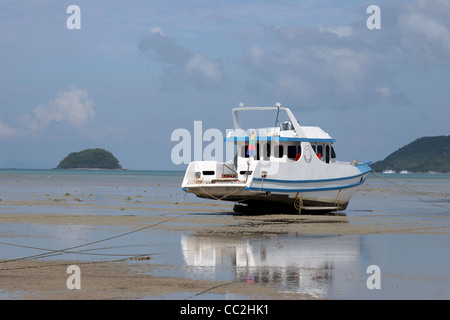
[{"xmin": 0, "ymin": 193, "xmax": 198, "ymax": 263}]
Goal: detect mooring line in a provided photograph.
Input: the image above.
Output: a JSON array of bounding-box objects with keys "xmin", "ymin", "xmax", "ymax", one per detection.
[
  {"xmin": 184, "ymin": 280, "xmax": 238, "ymax": 300},
  {"xmin": 0, "ymin": 241, "xmax": 143, "ymax": 258},
  {"xmin": 0, "ymin": 195, "xmax": 208, "ymax": 263},
  {"xmin": 369, "ymin": 169, "xmax": 450, "ymax": 210},
  {"xmin": 0, "ymin": 172, "xmax": 264, "ymax": 263}
]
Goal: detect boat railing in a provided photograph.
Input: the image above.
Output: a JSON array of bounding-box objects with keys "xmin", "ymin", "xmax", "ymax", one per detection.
[{"xmin": 183, "ymin": 160, "xmax": 256, "ymax": 186}]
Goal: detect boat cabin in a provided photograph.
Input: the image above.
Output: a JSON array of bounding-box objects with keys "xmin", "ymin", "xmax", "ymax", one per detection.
[{"xmin": 227, "ymin": 120, "xmax": 337, "ymax": 165}]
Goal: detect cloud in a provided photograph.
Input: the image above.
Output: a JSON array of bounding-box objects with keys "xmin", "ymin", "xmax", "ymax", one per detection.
[
  {"xmin": 138, "ymin": 27, "xmax": 190, "ymax": 68},
  {"xmin": 2, "ymin": 86, "xmax": 96, "ymax": 138},
  {"xmin": 376, "ymin": 85, "xmax": 391, "ymax": 99},
  {"xmin": 0, "ymin": 118, "xmax": 16, "ymax": 140},
  {"xmin": 28, "ymin": 86, "xmax": 95, "ymax": 132},
  {"xmin": 1, "ymin": 86, "xmax": 130, "ymax": 145},
  {"xmin": 138, "ymin": 27, "xmax": 225, "ymax": 89},
  {"xmin": 150, "ymin": 26, "xmax": 164, "ymax": 36},
  {"xmin": 185, "ymin": 51, "xmax": 224, "ymax": 85},
  {"xmin": 242, "ymin": 26, "xmax": 383, "ymax": 108},
  {"xmin": 241, "ymin": 0, "xmax": 450, "ymax": 109},
  {"xmin": 318, "ymin": 24, "xmax": 354, "ymax": 38},
  {"xmin": 396, "ymin": 12, "xmax": 450, "ymax": 63},
  {"xmin": 244, "ymin": 45, "xmax": 266, "ymax": 70}
]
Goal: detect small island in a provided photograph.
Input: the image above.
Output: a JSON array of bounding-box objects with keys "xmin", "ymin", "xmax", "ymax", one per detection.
[{"xmin": 56, "ymin": 148, "xmax": 122, "ymax": 170}]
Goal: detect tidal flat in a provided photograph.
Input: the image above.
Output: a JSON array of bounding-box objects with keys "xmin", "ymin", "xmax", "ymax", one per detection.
[{"xmin": 1, "ymin": 169, "xmax": 449, "ymax": 300}]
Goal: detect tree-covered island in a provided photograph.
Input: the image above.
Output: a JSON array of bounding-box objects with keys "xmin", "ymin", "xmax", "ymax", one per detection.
[
  {"xmin": 56, "ymin": 148, "xmax": 122, "ymax": 169},
  {"xmin": 371, "ymin": 135, "xmax": 450, "ymax": 173}
]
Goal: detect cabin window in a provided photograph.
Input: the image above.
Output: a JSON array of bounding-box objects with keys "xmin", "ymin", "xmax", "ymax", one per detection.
[
  {"xmin": 312, "ymin": 144, "xmax": 316, "ymax": 153},
  {"xmin": 243, "ymin": 144, "xmax": 249, "ymax": 158},
  {"xmin": 317, "ymin": 145, "xmax": 323, "ymax": 160},
  {"xmin": 296, "ymin": 145, "xmax": 302, "ymax": 161},
  {"xmin": 262, "ymin": 142, "xmax": 271, "ymax": 160},
  {"xmin": 256, "ymin": 143, "xmax": 260, "ymax": 160},
  {"xmin": 275, "ymin": 145, "xmax": 283, "ymax": 158},
  {"xmin": 287, "ymin": 145, "xmax": 297, "ymax": 159},
  {"xmin": 331, "ymin": 146, "xmax": 336, "ymax": 159}
]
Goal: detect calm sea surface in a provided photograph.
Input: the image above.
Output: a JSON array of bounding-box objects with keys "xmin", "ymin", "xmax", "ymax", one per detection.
[{"xmin": 1, "ymin": 169, "xmax": 449, "ymax": 299}]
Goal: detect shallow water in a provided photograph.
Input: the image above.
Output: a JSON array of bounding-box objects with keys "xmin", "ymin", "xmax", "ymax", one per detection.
[{"xmin": 0, "ymin": 169, "xmax": 449, "ymax": 299}]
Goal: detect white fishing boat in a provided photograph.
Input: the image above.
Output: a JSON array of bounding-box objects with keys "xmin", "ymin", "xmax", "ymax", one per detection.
[{"xmin": 181, "ymin": 104, "xmax": 371, "ymax": 214}]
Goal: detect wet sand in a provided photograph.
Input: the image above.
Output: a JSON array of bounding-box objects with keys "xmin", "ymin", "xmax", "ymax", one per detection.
[
  {"xmin": 1, "ymin": 172, "xmax": 450, "ymax": 300},
  {"xmin": 1, "ymin": 209, "xmax": 449, "ymax": 299},
  {"xmin": 1, "ymin": 259, "xmax": 308, "ymax": 300},
  {"xmin": 1, "ymin": 204, "xmax": 449, "ymax": 236}
]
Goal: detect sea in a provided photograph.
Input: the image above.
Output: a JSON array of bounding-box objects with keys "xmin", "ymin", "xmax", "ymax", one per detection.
[{"xmin": 0, "ymin": 169, "xmax": 449, "ymax": 300}]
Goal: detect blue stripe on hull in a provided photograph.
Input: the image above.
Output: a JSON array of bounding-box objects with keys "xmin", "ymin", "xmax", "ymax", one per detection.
[
  {"xmin": 252, "ymin": 164, "xmax": 371, "ymax": 185},
  {"xmin": 252, "ymin": 172, "xmax": 367, "ymax": 184},
  {"xmin": 246, "ymin": 177, "xmax": 367, "ymax": 193},
  {"xmin": 225, "ymin": 136, "xmax": 335, "ymax": 143}
]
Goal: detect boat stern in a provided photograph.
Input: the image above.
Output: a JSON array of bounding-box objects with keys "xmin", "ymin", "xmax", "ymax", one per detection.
[{"xmin": 181, "ymin": 160, "xmax": 259, "ymax": 201}]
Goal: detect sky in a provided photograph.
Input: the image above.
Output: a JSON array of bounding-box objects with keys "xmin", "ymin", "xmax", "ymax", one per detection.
[{"xmin": 0, "ymin": 0, "xmax": 449, "ymax": 170}]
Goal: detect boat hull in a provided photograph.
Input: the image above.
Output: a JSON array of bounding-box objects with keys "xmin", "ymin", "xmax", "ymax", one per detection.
[{"xmin": 182, "ymin": 168, "xmax": 369, "ymax": 213}]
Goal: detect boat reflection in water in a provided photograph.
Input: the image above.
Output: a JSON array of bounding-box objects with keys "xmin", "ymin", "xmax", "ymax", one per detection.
[{"xmin": 181, "ymin": 232, "xmax": 360, "ymax": 298}]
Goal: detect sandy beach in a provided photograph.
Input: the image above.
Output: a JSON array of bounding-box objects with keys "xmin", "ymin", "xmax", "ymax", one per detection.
[{"xmin": 1, "ymin": 170, "xmax": 449, "ymax": 300}]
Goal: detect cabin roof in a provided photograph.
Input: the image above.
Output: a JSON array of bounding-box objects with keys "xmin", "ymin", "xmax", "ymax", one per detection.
[
  {"xmin": 229, "ymin": 106, "xmax": 335, "ymax": 143},
  {"xmin": 225, "ymin": 126, "xmax": 335, "ymax": 143},
  {"xmin": 302, "ymin": 126, "xmax": 334, "ymax": 141}
]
